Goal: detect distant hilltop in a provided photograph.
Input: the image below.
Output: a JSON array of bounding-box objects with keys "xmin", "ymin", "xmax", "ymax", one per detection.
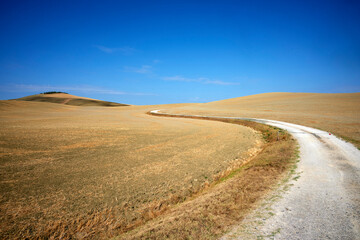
[{"xmin": 14, "ymin": 92, "xmax": 129, "ymax": 107}]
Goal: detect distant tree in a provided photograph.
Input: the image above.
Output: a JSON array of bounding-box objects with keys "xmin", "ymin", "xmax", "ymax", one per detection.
[{"xmin": 40, "ymin": 91, "xmax": 68, "ymax": 94}]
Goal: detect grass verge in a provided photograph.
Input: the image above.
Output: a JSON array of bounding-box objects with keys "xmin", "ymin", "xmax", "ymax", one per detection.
[{"xmin": 114, "ymin": 112, "xmax": 298, "ymax": 239}]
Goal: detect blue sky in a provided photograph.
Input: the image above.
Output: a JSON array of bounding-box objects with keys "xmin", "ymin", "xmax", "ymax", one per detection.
[{"xmin": 1, "ymin": 0, "xmax": 359, "ymax": 105}]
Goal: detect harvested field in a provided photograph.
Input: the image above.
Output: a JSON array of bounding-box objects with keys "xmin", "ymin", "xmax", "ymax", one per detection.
[
  {"xmin": 117, "ymin": 114, "xmax": 298, "ymax": 239},
  {"xmin": 164, "ymin": 92, "xmax": 360, "ymax": 149},
  {"xmin": 0, "ymin": 100, "xmax": 262, "ymax": 239}
]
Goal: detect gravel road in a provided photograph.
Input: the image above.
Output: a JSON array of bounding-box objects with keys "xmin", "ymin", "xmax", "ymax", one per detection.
[
  {"xmin": 239, "ymin": 118, "xmax": 360, "ymax": 240},
  {"xmin": 150, "ymin": 110, "xmax": 360, "ymax": 240}
]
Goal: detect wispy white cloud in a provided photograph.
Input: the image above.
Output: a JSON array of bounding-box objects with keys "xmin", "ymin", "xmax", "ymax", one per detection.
[
  {"xmin": 163, "ymin": 76, "xmax": 195, "ymax": 82},
  {"xmin": 203, "ymin": 80, "xmax": 238, "ymax": 85},
  {"xmin": 162, "ymin": 76, "xmax": 239, "ymax": 85},
  {"xmin": 189, "ymin": 96, "xmax": 201, "ymax": 102},
  {"xmin": 332, "ymin": 85, "xmax": 360, "ymax": 93},
  {"xmin": 94, "ymin": 45, "xmax": 136, "ymax": 55},
  {"xmin": 123, "ymin": 65, "xmax": 152, "ymax": 74},
  {"xmin": 1, "ymin": 84, "xmax": 154, "ymax": 96},
  {"xmin": 123, "ymin": 59, "xmax": 162, "ymax": 75}
]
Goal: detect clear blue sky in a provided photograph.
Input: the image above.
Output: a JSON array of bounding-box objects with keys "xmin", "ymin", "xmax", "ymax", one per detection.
[{"xmin": 1, "ymin": 0, "xmax": 359, "ymax": 105}]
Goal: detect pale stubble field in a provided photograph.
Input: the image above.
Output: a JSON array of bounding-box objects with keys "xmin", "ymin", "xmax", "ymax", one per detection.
[{"xmin": 0, "ymin": 100, "xmax": 261, "ymax": 238}]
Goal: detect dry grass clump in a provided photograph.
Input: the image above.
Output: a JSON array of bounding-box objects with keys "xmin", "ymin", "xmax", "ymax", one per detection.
[
  {"xmin": 115, "ymin": 114, "xmax": 297, "ymax": 239},
  {"xmin": 0, "ymin": 102, "xmax": 260, "ymax": 239}
]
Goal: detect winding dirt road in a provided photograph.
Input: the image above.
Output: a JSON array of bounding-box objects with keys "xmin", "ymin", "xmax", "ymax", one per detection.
[{"xmin": 150, "ymin": 110, "xmax": 360, "ymax": 239}]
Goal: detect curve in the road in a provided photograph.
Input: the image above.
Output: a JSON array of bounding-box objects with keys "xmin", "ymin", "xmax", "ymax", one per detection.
[{"xmin": 150, "ymin": 110, "xmax": 360, "ymax": 239}]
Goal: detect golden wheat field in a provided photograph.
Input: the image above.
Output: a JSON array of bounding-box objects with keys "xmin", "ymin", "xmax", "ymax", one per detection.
[
  {"xmin": 3, "ymin": 92, "xmax": 355, "ymax": 239},
  {"xmin": 165, "ymin": 92, "xmax": 360, "ymax": 149},
  {"xmin": 116, "ymin": 115, "xmax": 297, "ymax": 239},
  {"xmin": 0, "ymin": 99, "xmax": 263, "ymax": 239}
]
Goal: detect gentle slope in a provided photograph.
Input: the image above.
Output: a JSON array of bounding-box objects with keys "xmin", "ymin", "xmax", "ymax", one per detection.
[
  {"xmin": 166, "ymin": 92, "xmax": 360, "ymax": 148},
  {"xmin": 15, "ymin": 93, "xmax": 129, "ymax": 107}
]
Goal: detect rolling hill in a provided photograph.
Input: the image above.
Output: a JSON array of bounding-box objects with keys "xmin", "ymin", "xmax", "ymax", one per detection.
[
  {"xmin": 166, "ymin": 92, "xmax": 360, "ymax": 148},
  {"xmin": 14, "ymin": 92, "xmax": 129, "ymax": 107}
]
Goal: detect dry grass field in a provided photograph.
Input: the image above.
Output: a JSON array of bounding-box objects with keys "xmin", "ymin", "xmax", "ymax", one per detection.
[
  {"xmin": 0, "ymin": 99, "xmax": 263, "ymax": 239},
  {"xmin": 117, "ymin": 115, "xmax": 297, "ymax": 239},
  {"xmin": 1, "ymin": 92, "xmax": 355, "ymax": 239},
  {"xmin": 165, "ymin": 92, "xmax": 360, "ymax": 149}
]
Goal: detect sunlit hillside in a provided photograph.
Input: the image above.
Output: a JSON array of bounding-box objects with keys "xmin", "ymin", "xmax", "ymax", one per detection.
[{"xmin": 166, "ymin": 92, "xmax": 360, "ymax": 148}]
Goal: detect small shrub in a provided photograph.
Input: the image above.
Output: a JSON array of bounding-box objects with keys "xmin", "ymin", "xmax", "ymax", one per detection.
[{"xmin": 40, "ymin": 91, "xmax": 68, "ymax": 94}]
